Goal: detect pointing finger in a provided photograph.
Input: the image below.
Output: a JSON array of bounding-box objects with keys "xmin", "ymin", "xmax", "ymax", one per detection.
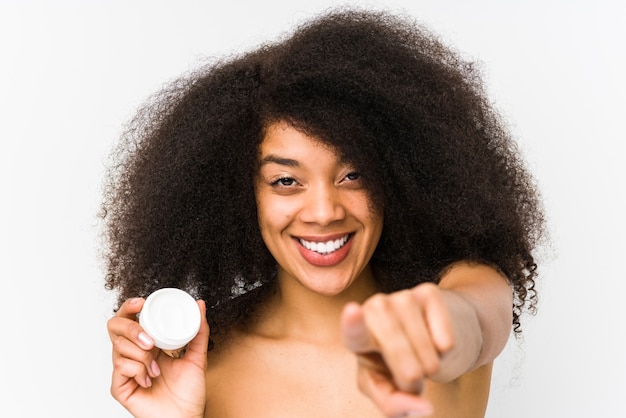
[{"xmin": 341, "ymin": 302, "xmax": 378, "ymax": 353}]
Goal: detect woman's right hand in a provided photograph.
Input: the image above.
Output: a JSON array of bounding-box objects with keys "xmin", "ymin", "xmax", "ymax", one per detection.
[{"xmin": 107, "ymin": 297, "xmax": 210, "ymax": 418}]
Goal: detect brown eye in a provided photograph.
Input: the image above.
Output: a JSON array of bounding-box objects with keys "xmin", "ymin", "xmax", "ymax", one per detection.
[{"xmin": 271, "ymin": 177, "xmax": 297, "ymax": 187}]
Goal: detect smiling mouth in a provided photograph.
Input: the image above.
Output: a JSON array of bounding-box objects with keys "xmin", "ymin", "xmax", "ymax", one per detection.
[{"xmin": 298, "ymin": 234, "xmax": 350, "ymax": 255}]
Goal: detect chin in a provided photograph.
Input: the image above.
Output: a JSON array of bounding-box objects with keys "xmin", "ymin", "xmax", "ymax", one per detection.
[{"xmin": 301, "ymin": 274, "xmax": 355, "ymax": 297}]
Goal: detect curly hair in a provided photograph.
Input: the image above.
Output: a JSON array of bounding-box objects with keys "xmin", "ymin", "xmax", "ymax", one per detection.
[{"xmin": 101, "ymin": 8, "xmax": 544, "ymax": 342}]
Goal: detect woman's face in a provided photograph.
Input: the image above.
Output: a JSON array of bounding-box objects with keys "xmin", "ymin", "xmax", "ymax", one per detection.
[{"xmin": 255, "ymin": 121, "xmax": 383, "ymax": 296}]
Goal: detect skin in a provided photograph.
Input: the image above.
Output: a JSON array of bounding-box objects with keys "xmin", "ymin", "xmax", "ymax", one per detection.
[{"xmin": 107, "ymin": 121, "xmax": 513, "ymax": 417}]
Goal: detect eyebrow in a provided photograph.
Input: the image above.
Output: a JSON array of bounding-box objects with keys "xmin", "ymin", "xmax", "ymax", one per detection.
[{"xmin": 259, "ymin": 155, "xmax": 300, "ymax": 167}]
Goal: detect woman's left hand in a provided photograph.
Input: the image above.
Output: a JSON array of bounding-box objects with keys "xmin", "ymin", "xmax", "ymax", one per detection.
[
  {"xmin": 340, "ymin": 283, "xmax": 455, "ymax": 418},
  {"xmin": 341, "ymin": 262, "xmax": 513, "ymax": 418}
]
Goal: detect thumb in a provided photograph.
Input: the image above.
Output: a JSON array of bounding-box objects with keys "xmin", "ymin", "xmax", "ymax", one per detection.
[
  {"xmin": 341, "ymin": 302, "xmax": 378, "ymax": 353},
  {"xmin": 184, "ymin": 300, "xmax": 210, "ymax": 365}
]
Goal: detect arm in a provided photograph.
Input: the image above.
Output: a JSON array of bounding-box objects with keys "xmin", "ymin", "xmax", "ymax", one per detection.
[
  {"xmin": 341, "ymin": 262, "xmax": 513, "ymax": 416},
  {"xmin": 432, "ymin": 262, "xmax": 512, "ymax": 381}
]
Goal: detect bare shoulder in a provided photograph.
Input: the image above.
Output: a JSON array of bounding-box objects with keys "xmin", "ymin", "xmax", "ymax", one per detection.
[
  {"xmin": 205, "ymin": 331, "xmax": 492, "ymax": 418},
  {"xmin": 204, "ymin": 331, "xmax": 382, "ymax": 418},
  {"xmin": 204, "ymin": 331, "xmax": 254, "ymax": 417}
]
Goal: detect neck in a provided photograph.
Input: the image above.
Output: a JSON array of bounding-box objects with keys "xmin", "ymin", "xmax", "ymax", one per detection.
[{"xmin": 259, "ymin": 266, "xmax": 378, "ymax": 345}]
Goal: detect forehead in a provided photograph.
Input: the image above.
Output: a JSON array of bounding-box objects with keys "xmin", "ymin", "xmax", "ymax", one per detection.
[{"xmin": 259, "ymin": 121, "xmax": 340, "ymax": 161}]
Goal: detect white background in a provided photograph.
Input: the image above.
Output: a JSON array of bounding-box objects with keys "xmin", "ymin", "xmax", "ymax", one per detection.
[{"xmin": 1, "ymin": 0, "xmax": 624, "ymax": 416}]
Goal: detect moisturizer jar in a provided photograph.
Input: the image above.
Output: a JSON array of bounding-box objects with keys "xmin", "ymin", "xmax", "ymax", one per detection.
[{"xmin": 139, "ymin": 288, "xmax": 201, "ymax": 353}]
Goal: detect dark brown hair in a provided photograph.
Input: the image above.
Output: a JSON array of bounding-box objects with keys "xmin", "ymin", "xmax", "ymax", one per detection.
[{"xmin": 101, "ymin": 9, "xmax": 544, "ymax": 342}]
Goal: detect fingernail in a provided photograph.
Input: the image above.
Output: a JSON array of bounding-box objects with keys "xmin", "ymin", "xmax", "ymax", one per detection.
[
  {"xmin": 129, "ymin": 297, "xmax": 141, "ymax": 305},
  {"xmin": 145, "ymin": 376, "xmax": 152, "ymax": 387},
  {"xmin": 138, "ymin": 332, "xmax": 153, "ymax": 348},
  {"xmin": 151, "ymin": 360, "xmax": 160, "ymax": 377}
]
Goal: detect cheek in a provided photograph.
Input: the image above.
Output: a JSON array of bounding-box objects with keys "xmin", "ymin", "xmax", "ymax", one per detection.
[
  {"xmin": 360, "ymin": 205, "xmax": 384, "ymax": 242},
  {"xmin": 350, "ymin": 193, "xmax": 383, "ymax": 227},
  {"xmin": 256, "ymin": 194, "xmax": 295, "ymax": 230},
  {"xmin": 368, "ymin": 215, "xmax": 384, "ymax": 241}
]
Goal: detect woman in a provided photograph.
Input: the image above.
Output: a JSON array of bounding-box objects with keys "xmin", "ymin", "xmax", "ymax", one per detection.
[{"xmin": 103, "ymin": 9, "xmax": 544, "ymax": 417}]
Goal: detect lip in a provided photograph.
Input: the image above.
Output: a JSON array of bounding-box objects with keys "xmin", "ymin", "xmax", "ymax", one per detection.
[{"xmin": 293, "ymin": 233, "xmax": 354, "ymax": 267}]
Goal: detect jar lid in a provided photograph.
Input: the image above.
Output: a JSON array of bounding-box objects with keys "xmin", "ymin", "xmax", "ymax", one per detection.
[{"xmin": 139, "ymin": 288, "xmax": 201, "ymax": 350}]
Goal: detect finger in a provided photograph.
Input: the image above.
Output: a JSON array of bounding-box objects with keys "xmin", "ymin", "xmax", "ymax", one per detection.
[
  {"xmin": 360, "ymin": 294, "xmax": 425, "ymax": 392},
  {"xmin": 108, "ymin": 316, "xmax": 155, "ymax": 351},
  {"xmin": 117, "ymin": 297, "xmax": 145, "ymax": 318},
  {"xmin": 107, "ymin": 299, "xmax": 155, "ymax": 351},
  {"xmin": 357, "ymin": 365, "xmax": 433, "ymax": 418},
  {"xmin": 182, "ymin": 300, "xmax": 210, "ymax": 369},
  {"xmin": 341, "ymin": 302, "xmax": 378, "ymax": 353},
  {"xmin": 112, "ymin": 335, "xmax": 160, "ymax": 378},
  {"xmin": 112, "ymin": 354, "xmax": 154, "ymax": 395},
  {"xmin": 412, "ymin": 284, "xmax": 455, "ymax": 353},
  {"xmin": 390, "ymin": 291, "xmax": 441, "ymax": 377}
]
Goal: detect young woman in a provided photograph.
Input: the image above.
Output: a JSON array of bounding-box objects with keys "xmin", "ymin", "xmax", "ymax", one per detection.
[{"xmin": 103, "ymin": 9, "xmax": 544, "ymax": 417}]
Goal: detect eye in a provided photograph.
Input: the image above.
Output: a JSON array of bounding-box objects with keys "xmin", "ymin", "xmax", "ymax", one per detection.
[
  {"xmin": 345, "ymin": 172, "xmax": 361, "ymax": 181},
  {"xmin": 340, "ymin": 171, "xmax": 363, "ymax": 189},
  {"xmin": 270, "ymin": 176, "xmax": 298, "ymax": 187}
]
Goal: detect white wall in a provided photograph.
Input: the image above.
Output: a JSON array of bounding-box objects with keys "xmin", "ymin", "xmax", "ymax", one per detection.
[{"xmin": 1, "ymin": 1, "xmax": 624, "ymax": 416}]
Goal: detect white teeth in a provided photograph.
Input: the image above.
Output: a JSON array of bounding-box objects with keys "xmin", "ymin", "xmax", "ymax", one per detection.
[{"xmin": 299, "ymin": 235, "xmax": 349, "ymax": 255}]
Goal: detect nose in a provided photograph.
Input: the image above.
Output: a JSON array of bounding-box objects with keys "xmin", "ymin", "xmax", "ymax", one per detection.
[{"xmin": 299, "ymin": 182, "xmax": 346, "ymax": 226}]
